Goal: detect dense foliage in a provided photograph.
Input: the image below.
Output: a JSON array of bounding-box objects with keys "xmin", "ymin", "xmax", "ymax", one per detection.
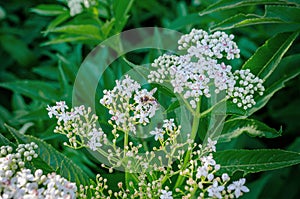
[{"xmin": 1, "ymin": 0, "xmax": 300, "ymax": 198}]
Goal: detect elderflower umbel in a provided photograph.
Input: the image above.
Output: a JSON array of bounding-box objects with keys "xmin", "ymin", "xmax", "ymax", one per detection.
[
  {"xmin": 0, "ymin": 143, "xmax": 77, "ymax": 199},
  {"xmin": 148, "ymin": 29, "xmax": 264, "ymax": 109},
  {"xmin": 100, "ymin": 75, "xmax": 159, "ymax": 134},
  {"xmin": 47, "ymin": 101, "xmax": 106, "ymax": 151}
]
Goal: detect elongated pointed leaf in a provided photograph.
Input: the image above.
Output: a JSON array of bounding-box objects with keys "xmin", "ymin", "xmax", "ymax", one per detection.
[
  {"xmin": 242, "ymin": 31, "xmax": 299, "ymax": 80},
  {"xmin": 199, "ymin": 0, "xmax": 291, "ymax": 16},
  {"xmin": 0, "ymin": 35, "xmax": 37, "ymax": 67},
  {"xmin": 218, "ymin": 118, "xmax": 281, "ymax": 142},
  {"xmin": 210, "ymin": 5, "xmax": 300, "ymax": 31},
  {"xmin": 44, "ymin": 13, "xmax": 71, "ymax": 36},
  {"xmin": 113, "ymin": 0, "xmax": 134, "ymax": 32},
  {"xmin": 31, "ymin": 4, "xmax": 68, "ymax": 16},
  {"xmin": 246, "ymin": 54, "xmax": 300, "ymax": 115},
  {"xmin": 0, "ymin": 132, "xmax": 14, "ymax": 146},
  {"xmin": 46, "ymin": 25, "xmax": 102, "ymax": 39},
  {"xmin": 5, "ymin": 125, "xmax": 94, "ymax": 189},
  {"xmin": 42, "ymin": 34, "xmax": 100, "ymax": 46},
  {"xmin": 215, "ymin": 149, "xmax": 300, "ymax": 175},
  {"xmin": 0, "ymin": 81, "xmax": 60, "ymax": 103},
  {"xmin": 210, "ymin": 13, "xmax": 283, "ymax": 32}
]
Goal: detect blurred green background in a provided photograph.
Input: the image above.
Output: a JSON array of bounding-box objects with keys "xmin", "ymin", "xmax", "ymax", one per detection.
[{"xmin": 0, "ymin": 0, "xmax": 300, "ymax": 198}]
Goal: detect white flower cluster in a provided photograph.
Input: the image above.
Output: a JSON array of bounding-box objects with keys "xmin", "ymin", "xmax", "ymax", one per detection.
[
  {"xmin": 231, "ymin": 69, "xmax": 265, "ymax": 109},
  {"xmin": 178, "ymin": 29, "xmax": 240, "ymax": 60},
  {"xmin": 47, "ymin": 102, "xmax": 250, "ymax": 198},
  {"xmin": 174, "ymin": 138, "xmax": 249, "ymax": 199},
  {"xmin": 0, "ymin": 143, "xmax": 77, "ymax": 199},
  {"xmin": 148, "ymin": 29, "xmax": 264, "ymax": 110},
  {"xmin": 47, "ymin": 101, "xmax": 106, "ymax": 151},
  {"xmin": 100, "ymin": 75, "xmax": 159, "ymax": 134},
  {"xmin": 150, "ymin": 118, "xmax": 180, "ymax": 141},
  {"xmin": 67, "ymin": 0, "xmax": 94, "ymax": 16}
]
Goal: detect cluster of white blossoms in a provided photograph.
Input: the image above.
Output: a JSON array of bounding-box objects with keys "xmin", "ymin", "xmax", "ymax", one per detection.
[
  {"xmin": 47, "ymin": 100, "xmax": 250, "ymax": 198},
  {"xmin": 100, "ymin": 75, "xmax": 159, "ymax": 134},
  {"xmin": 46, "ymin": 101, "xmax": 106, "ymax": 151},
  {"xmin": 67, "ymin": 0, "xmax": 94, "ymax": 16},
  {"xmin": 0, "ymin": 143, "xmax": 77, "ymax": 199},
  {"xmin": 148, "ymin": 29, "xmax": 264, "ymax": 109}
]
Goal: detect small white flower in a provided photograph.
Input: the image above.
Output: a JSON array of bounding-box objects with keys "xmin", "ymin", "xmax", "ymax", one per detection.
[
  {"xmin": 160, "ymin": 189, "xmax": 173, "ymax": 199},
  {"xmin": 207, "ymin": 180, "xmax": 224, "ymax": 199},
  {"xmin": 150, "ymin": 127, "xmax": 164, "ymax": 141},
  {"xmin": 207, "ymin": 138, "xmax": 217, "ymax": 152},
  {"xmin": 196, "ymin": 166, "xmax": 208, "ymax": 179},
  {"xmin": 228, "ymin": 178, "xmax": 250, "ymax": 198}
]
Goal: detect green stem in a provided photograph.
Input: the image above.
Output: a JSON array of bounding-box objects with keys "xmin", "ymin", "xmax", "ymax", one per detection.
[
  {"xmin": 173, "ymin": 99, "xmax": 201, "ymax": 189},
  {"xmin": 124, "ymin": 131, "xmax": 129, "ymax": 154}
]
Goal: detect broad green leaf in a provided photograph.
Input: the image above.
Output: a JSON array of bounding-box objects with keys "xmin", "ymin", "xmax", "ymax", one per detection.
[
  {"xmin": 100, "ymin": 18, "xmax": 115, "ymax": 38},
  {"xmin": 0, "ymin": 132, "xmax": 14, "ymax": 146},
  {"xmin": 56, "ymin": 54, "xmax": 77, "ymax": 82},
  {"xmin": 242, "ymin": 31, "xmax": 299, "ymax": 80},
  {"xmin": 112, "ymin": 0, "xmax": 134, "ymax": 32},
  {"xmin": 44, "ymin": 13, "xmax": 71, "ymax": 36},
  {"xmin": 12, "ymin": 93, "xmax": 26, "ymax": 111},
  {"xmin": 214, "ymin": 149, "xmax": 300, "ymax": 175},
  {"xmin": 15, "ymin": 107, "xmax": 49, "ymax": 123},
  {"xmin": 199, "ymin": 0, "xmax": 292, "ymax": 16},
  {"xmin": 217, "ymin": 118, "xmax": 281, "ymax": 142},
  {"xmin": 0, "ymin": 35, "xmax": 37, "ymax": 67},
  {"xmin": 33, "ymin": 65, "xmax": 59, "ymax": 80},
  {"xmin": 165, "ymin": 100, "xmax": 180, "ymax": 113},
  {"xmin": 168, "ymin": 13, "xmax": 204, "ymax": 30},
  {"xmin": 31, "ymin": 4, "xmax": 68, "ymax": 16},
  {"xmin": 245, "ymin": 174, "xmax": 271, "ymax": 199},
  {"xmin": 265, "ymin": 5, "xmax": 300, "ymax": 23},
  {"xmin": 210, "ymin": 5, "xmax": 300, "ymax": 31},
  {"xmin": 246, "ymin": 54, "xmax": 300, "ymax": 115},
  {"xmin": 5, "ymin": 125, "xmax": 94, "ymax": 190},
  {"xmin": 58, "ymin": 61, "xmax": 71, "ymax": 100},
  {"xmin": 210, "ymin": 13, "xmax": 283, "ymax": 32},
  {"xmin": 46, "ymin": 25, "xmax": 102, "ymax": 39},
  {"xmin": 0, "ymin": 81, "xmax": 60, "ymax": 103},
  {"xmin": 42, "ymin": 34, "xmax": 101, "ymax": 46}
]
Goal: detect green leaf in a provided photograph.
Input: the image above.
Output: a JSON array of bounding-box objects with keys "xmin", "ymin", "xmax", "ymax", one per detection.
[
  {"xmin": 214, "ymin": 149, "xmax": 300, "ymax": 175},
  {"xmin": 165, "ymin": 100, "xmax": 180, "ymax": 113},
  {"xmin": 31, "ymin": 4, "xmax": 68, "ymax": 16},
  {"xmin": 125, "ymin": 172, "xmax": 139, "ymax": 194},
  {"xmin": 58, "ymin": 61, "xmax": 71, "ymax": 100},
  {"xmin": 0, "ymin": 132, "xmax": 14, "ymax": 146},
  {"xmin": 46, "ymin": 25, "xmax": 102, "ymax": 39},
  {"xmin": 33, "ymin": 65, "xmax": 59, "ymax": 80},
  {"xmin": 218, "ymin": 118, "xmax": 281, "ymax": 142},
  {"xmin": 242, "ymin": 31, "xmax": 299, "ymax": 80},
  {"xmin": 0, "ymin": 35, "xmax": 37, "ymax": 67},
  {"xmin": 265, "ymin": 5, "xmax": 300, "ymax": 23},
  {"xmin": 44, "ymin": 13, "xmax": 71, "ymax": 36},
  {"xmin": 15, "ymin": 107, "xmax": 49, "ymax": 123},
  {"xmin": 0, "ymin": 81, "xmax": 60, "ymax": 103},
  {"xmin": 12, "ymin": 93, "xmax": 26, "ymax": 111},
  {"xmin": 112, "ymin": 0, "xmax": 134, "ymax": 32},
  {"xmin": 210, "ymin": 5, "xmax": 300, "ymax": 32},
  {"xmin": 246, "ymin": 54, "xmax": 300, "ymax": 115},
  {"xmin": 210, "ymin": 13, "xmax": 283, "ymax": 32},
  {"xmin": 199, "ymin": 0, "xmax": 292, "ymax": 16},
  {"xmin": 42, "ymin": 34, "xmax": 100, "ymax": 46},
  {"xmin": 168, "ymin": 13, "xmax": 206, "ymax": 30},
  {"xmin": 5, "ymin": 125, "xmax": 94, "ymax": 190}
]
